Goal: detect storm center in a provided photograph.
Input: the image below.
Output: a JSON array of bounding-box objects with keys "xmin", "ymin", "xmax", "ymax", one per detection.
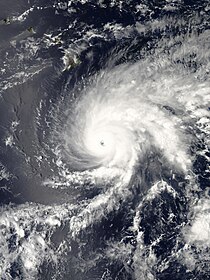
[{"xmin": 100, "ymin": 140, "xmax": 105, "ymax": 146}]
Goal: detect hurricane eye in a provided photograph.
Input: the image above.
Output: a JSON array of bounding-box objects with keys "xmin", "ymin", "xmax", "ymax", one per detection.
[{"xmin": 100, "ymin": 140, "xmax": 105, "ymax": 146}]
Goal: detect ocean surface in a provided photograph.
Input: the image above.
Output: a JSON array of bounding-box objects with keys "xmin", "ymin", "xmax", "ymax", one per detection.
[{"xmin": 0, "ymin": 0, "xmax": 209, "ymax": 279}]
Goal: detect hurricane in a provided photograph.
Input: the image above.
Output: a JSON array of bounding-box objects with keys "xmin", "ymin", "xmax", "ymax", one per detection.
[
  {"xmin": 0, "ymin": 0, "xmax": 209, "ymax": 279},
  {"xmin": 60, "ymin": 59, "xmax": 193, "ymax": 172}
]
